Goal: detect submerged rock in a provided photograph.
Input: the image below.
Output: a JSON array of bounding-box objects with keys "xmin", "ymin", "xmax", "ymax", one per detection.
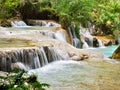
[{"xmin": 112, "ymin": 45, "xmax": 120, "ymax": 60}]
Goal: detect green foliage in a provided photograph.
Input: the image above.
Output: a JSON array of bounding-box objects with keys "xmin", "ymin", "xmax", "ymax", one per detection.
[
  {"xmin": 92, "ymin": 0, "xmax": 120, "ymax": 34},
  {"xmin": 0, "ymin": 0, "xmax": 120, "ymax": 35},
  {"xmin": 75, "ymin": 22, "xmax": 80, "ymax": 38},
  {"xmin": 0, "ymin": 69, "xmax": 50, "ymax": 90},
  {"xmin": 0, "ymin": 0, "xmax": 20, "ymax": 18}
]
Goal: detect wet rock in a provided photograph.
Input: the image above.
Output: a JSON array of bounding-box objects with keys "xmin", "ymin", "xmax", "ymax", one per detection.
[
  {"xmin": 93, "ymin": 37, "xmax": 99, "ymax": 47},
  {"xmin": 70, "ymin": 55, "xmax": 82, "ymax": 61},
  {"xmin": 95, "ymin": 35, "xmax": 115, "ymax": 46},
  {"xmin": 105, "ymin": 40, "xmax": 112, "ymax": 46},
  {"xmin": 112, "ymin": 45, "xmax": 120, "ymax": 60},
  {"xmin": 0, "ymin": 20, "xmax": 11, "ymax": 27}
]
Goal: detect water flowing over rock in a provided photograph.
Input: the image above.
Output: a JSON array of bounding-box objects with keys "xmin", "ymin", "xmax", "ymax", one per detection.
[
  {"xmin": 0, "ymin": 23, "xmax": 104, "ymax": 71},
  {"xmin": 68, "ymin": 26, "xmax": 81, "ymax": 48},
  {"xmin": 0, "ymin": 47, "xmax": 66, "ymax": 71},
  {"xmin": 113, "ymin": 30, "xmax": 120, "ymax": 44},
  {"xmin": 26, "ymin": 20, "xmax": 61, "ymax": 27},
  {"xmin": 80, "ymin": 28, "xmax": 104, "ymax": 48},
  {"xmin": 11, "ymin": 21, "xmax": 27, "ymax": 27}
]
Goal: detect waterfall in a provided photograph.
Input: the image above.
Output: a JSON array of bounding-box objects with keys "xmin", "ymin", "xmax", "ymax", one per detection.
[
  {"xmin": 39, "ymin": 21, "xmax": 47, "ymax": 26},
  {"xmin": 115, "ymin": 37, "xmax": 120, "ymax": 44},
  {"xmin": 0, "ymin": 47, "xmax": 68, "ymax": 71},
  {"xmin": 82, "ymin": 41, "xmax": 89, "ymax": 49},
  {"xmin": 40, "ymin": 30, "xmax": 67, "ymax": 42},
  {"xmin": 68, "ymin": 26, "xmax": 81, "ymax": 48},
  {"xmin": 11, "ymin": 21, "xmax": 28, "ymax": 27},
  {"xmin": 46, "ymin": 22, "xmax": 61, "ymax": 27},
  {"xmin": 42, "ymin": 30, "xmax": 55, "ymax": 39},
  {"xmin": 54, "ymin": 30, "xmax": 67, "ymax": 42},
  {"xmin": 80, "ymin": 28, "xmax": 104, "ymax": 48},
  {"xmin": 98, "ymin": 39, "xmax": 104, "ymax": 47},
  {"xmin": 118, "ymin": 39, "xmax": 120, "ymax": 44}
]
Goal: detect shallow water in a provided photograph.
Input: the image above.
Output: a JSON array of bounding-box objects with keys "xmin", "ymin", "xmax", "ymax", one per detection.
[
  {"xmin": 93, "ymin": 45, "xmax": 118, "ymax": 56},
  {"xmin": 29, "ymin": 60, "xmax": 120, "ymax": 90},
  {"xmin": 0, "ymin": 38, "xmax": 36, "ymax": 48}
]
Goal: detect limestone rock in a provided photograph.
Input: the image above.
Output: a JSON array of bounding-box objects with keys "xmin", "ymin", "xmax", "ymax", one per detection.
[{"xmin": 112, "ymin": 45, "xmax": 120, "ymax": 60}]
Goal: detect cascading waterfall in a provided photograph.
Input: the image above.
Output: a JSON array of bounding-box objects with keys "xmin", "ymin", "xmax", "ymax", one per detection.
[
  {"xmin": 11, "ymin": 21, "xmax": 28, "ymax": 27},
  {"xmin": 39, "ymin": 30, "xmax": 67, "ymax": 42},
  {"xmin": 68, "ymin": 25, "xmax": 81, "ymax": 48},
  {"xmin": 82, "ymin": 41, "xmax": 89, "ymax": 49},
  {"xmin": 98, "ymin": 39, "xmax": 104, "ymax": 47},
  {"xmin": 11, "ymin": 20, "xmax": 61, "ymax": 27},
  {"xmin": 10, "ymin": 20, "xmax": 67, "ymax": 42},
  {"xmin": 80, "ymin": 28, "xmax": 104, "ymax": 48},
  {"xmin": 42, "ymin": 30, "xmax": 55, "ymax": 39},
  {"xmin": 0, "ymin": 47, "xmax": 68, "ymax": 71}
]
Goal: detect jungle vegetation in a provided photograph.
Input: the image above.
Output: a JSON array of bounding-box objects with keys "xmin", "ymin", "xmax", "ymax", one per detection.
[{"xmin": 0, "ymin": 0, "xmax": 120, "ymax": 35}]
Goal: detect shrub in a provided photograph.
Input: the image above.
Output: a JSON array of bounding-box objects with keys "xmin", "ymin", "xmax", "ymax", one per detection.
[{"xmin": 0, "ymin": 69, "xmax": 50, "ymax": 90}]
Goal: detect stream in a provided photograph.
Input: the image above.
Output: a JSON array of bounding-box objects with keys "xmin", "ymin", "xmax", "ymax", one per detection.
[
  {"xmin": 0, "ymin": 23, "xmax": 120, "ymax": 90},
  {"xmin": 29, "ymin": 46, "xmax": 120, "ymax": 90}
]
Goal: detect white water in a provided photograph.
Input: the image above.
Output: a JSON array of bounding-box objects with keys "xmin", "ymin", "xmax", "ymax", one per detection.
[
  {"xmin": 46, "ymin": 22, "xmax": 61, "ymax": 27},
  {"xmin": 0, "ymin": 47, "xmax": 69, "ymax": 71},
  {"xmin": 11, "ymin": 20, "xmax": 61, "ymax": 28},
  {"xmin": 27, "ymin": 45, "xmax": 120, "ymax": 90},
  {"xmin": 11, "ymin": 21, "xmax": 28, "ymax": 27},
  {"xmin": 29, "ymin": 60, "xmax": 89, "ymax": 90},
  {"xmin": 98, "ymin": 39, "xmax": 104, "ymax": 47},
  {"xmin": 68, "ymin": 26, "xmax": 81, "ymax": 48},
  {"xmin": 82, "ymin": 41, "xmax": 89, "ymax": 49},
  {"xmin": 54, "ymin": 30, "xmax": 66, "ymax": 42},
  {"xmin": 80, "ymin": 28, "xmax": 104, "ymax": 48},
  {"xmin": 1, "ymin": 22, "xmax": 120, "ymax": 90}
]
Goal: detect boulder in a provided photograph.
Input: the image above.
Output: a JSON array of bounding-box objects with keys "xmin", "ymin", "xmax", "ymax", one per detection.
[{"xmin": 112, "ymin": 45, "xmax": 120, "ymax": 60}]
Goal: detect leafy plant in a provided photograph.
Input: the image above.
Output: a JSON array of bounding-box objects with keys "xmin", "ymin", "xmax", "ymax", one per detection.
[{"xmin": 0, "ymin": 69, "xmax": 50, "ymax": 90}]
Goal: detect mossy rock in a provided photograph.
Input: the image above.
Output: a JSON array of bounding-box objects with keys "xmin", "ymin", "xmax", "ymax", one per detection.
[{"xmin": 112, "ymin": 45, "xmax": 120, "ymax": 60}]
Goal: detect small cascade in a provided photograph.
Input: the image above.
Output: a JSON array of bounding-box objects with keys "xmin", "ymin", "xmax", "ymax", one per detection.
[
  {"xmin": 46, "ymin": 22, "xmax": 61, "ymax": 27},
  {"xmin": 39, "ymin": 30, "xmax": 67, "ymax": 42},
  {"xmin": 80, "ymin": 28, "xmax": 104, "ymax": 48},
  {"xmin": 39, "ymin": 21, "xmax": 47, "ymax": 26},
  {"xmin": 72, "ymin": 38, "xmax": 81, "ymax": 48},
  {"xmin": 0, "ymin": 47, "xmax": 68, "ymax": 71},
  {"xmin": 27, "ymin": 20, "xmax": 61, "ymax": 27},
  {"xmin": 118, "ymin": 39, "xmax": 120, "ymax": 44},
  {"xmin": 82, "ymin": 41, "xmax": 89, "ymax": 49},
  {"xmin": 115, "ymin": 37, "xmax": 120, "ymax": 44},
  {"xmin": 37, "ymin": 48, "xmax": 48, "ymax": 66},
  {"xmin": 54, "ymin": 30, "xmax": 67, "ymax": 42},
  {"xmin": 98, "ymin": 39, "xmax": 104, "ymax": 47},
  {"xmin": 68, "ymin": 25, "xmax": 81, "ymax": 48},
  {"xmin": 11, "ymin": 21, "xmax": 27, "ymax": 27},
  {"xmin": 42, "ymin": 30, "xmax": 55, "ymax": 39}
]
